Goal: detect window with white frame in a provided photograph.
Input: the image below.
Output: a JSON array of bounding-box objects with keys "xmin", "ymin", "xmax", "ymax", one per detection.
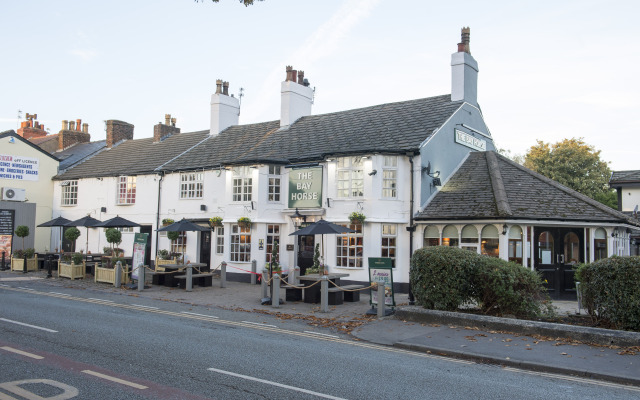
[
  {"xmin": 215, "ymin": 226, "xmax": 224, "ymax": 255},
  {"xmin": 105, "ymin": 227, "xmax": 134, "ymax": 233},
  {"xmin": 230, "ymin": 224, "xmax": 251, "ymax": 262},
  {"xmin": 382, "ymin": 156, "xmax": 397, "ymax": 199},
  {"xmin": 61, "ymin": 180, "xmax": 78, "ymax": 206},
  {"xmin": 336, "ymin": 223, "xmax": 363, "ymax": 268},
  {"xmin": 268, "ymin": 166, "xmax": 281, "ymax": 202},
  {"xmin": 232, "ymin": 166, "xmax": 252, "ymax": 202},
  {"xmin": 381, "ymin": 224, "xmax": 396, "ymax": 267},
  {"xmin": 180, "ymin": 172, "xmax": 203, "ymax": 199},
  {"xmin": 170, "ymin": 232, "xmax": 187, "ymax": 255},
  {"xmin": 266, "ymin": 224, "xmax": 280, "ymax": 263},
  {"xmin": 117, "ymin": 176, "xmax": 136, "ymax": 205},
  {"xmin": 336, "ymin": 157, "xmax": 364, "ymax": 198}
]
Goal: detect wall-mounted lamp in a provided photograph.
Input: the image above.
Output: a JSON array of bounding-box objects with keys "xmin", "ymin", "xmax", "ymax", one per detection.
[
  {"xmin": 611, "ymin": 228, "xmax": 619, "ymax": 238},
  {"xmin": 326, "ymin": 198, "xmax": 332, "ymax": 208},
  {"xmin": 200, "ymin": 204, "xmax": 207, "ymax": 211},
  {"xmin": 432, "ymin": 177, "xmax": 441, "ymax": 186},
  {"xmin": 422, "ymin": 162, "xmax": 440, "ymax": 178},
  {"xmin": 100, "ymin": 207, "xmax": 107, "ymax": 213},
  {"xmin": 368, "ymin": 169, "xmax": 377, "ymax": 176},
  {"xmin": 502, "ymin": 224, "xmax": 508, "ymax": 235},
  {"xmin": 291, "ymin": 208, "xmax": 307, "ymax": 228}
]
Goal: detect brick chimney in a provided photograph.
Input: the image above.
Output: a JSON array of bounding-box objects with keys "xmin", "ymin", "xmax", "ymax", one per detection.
[
  {"xmin": 58, "ymin": 118, "xmax": 91, "ymax": 150},
  {"xmin": 153, "ymin": 113, "xmax": 180, "ymax": 143},
  {"xmin": 281, "ymin": 66, "xmax": 313, "ymax": 127},
  {"xmin": 451, "ymin": 27, "xmax": 478, "ymax": 106},
  {"xmin": 105, "ymin": 120, "xmax": 134, "ymax": 148},
  {"xmin": 210, "ymin": 79, "xmax": 239, "ymax": 136},
  {"xmin": 17, "ymin": 113, "xmax": 47, "ymax": 140}
]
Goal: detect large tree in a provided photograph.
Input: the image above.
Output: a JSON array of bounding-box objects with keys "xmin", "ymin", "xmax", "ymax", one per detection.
[{"xmin": 523, "ymin": 138, "xmax": 616, "ymax": 208}]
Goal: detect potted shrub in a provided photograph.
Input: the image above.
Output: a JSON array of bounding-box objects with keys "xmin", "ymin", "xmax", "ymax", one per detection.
[
  {"xmin": 306, "ymin": 244, "xmax": 321, "ymax": 275},
  {"xmin": 64, "ymin": 227, "xmax": 81, "ymax": 252},
  {"xmin": 209, "ymin": 216, "xmax": 223, "ymax": 228},
  {"xmin": 348, "ymin": 212, "xmax": 366, "ymax": 225},
  {"xmin": 104, "ymin": 228, "xmax": 122, "ymax": 266},
  {"xmin": 155, "ymin": 249, "xmax": 176, "ymax": 268},
  {"xmin": 237, "ymin": 217, "xmax": 252, "ymax": 229},
  {"xmin": 58, "ymin": 252, "xmax": 85, "ymax": 280},
  {"xmin": 15, "ymin": 225, "xmax": 29, "ymax": 249},
  {"xmin": 10, "ymin": 247, "xmax": 38, "ymax": 272}
]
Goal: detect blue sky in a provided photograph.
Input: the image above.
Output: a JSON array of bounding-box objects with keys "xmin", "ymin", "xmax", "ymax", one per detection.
[{"xmin": 1, "ymin": 0, "xmax": 638, "ymax": 170}]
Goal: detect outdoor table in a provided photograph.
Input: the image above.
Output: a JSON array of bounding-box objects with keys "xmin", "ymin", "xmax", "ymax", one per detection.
[
  {"xmin": 298, "ymin": 272, "xmax": 350, "ymax": 304},
  {"xmin": 160, "ymin": 264, "xmax": 184, "ymax": 287}
]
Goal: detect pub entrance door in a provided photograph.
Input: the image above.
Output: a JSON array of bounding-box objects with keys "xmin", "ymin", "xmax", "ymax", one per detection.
[
  {"xmin": 200, "ymin": 230, "xmax": 211, "ymax": 270},
  {"xmin": 297, "ymin": 235, "xmax": 315, "ymax": 276},
  {"xmin": 534, "ymin": 227, "xmax": 583, "ymax": 300}
]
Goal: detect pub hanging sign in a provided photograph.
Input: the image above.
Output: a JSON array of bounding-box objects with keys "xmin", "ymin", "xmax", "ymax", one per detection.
[
  {"xmin": 454, "ymin": 129, "xmax": 486, "ymax": 151},
  {"xmin": 288, "ymin": 166, "xmax": 323, "ymax": 208}
]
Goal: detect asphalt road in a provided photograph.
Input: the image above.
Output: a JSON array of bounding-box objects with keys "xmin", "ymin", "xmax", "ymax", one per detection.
[{"xmin": 1, "ymin": 284, "xmax": 638, "ymax": 400}]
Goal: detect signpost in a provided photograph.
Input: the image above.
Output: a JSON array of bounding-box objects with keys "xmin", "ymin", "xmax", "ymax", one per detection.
[
  {"xmin": 368, "ymin": 257, "xmax": 395, "ymax": 307},
  {"xmin": 131, "ymin": 233, "xmax": 148, "ymax": 281}
]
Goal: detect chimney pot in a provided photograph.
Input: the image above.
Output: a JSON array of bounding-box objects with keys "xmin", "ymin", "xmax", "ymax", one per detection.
[
  {"xmin": 69, "ymin": 121, "xmax": 76, "ymax": 131},
  {"xmin": 165, "ymin": 114, "xmax": 171, "ymax": 125},
  {"xmin": 285, "ymin": 65, "xmax": 293, "ymax": 81},
  {"xmin": 82, "ymin": 123, "xmax": 88, "ymax": 133},
  {"xmin": 171, "ymin": 117, "xmax": 176, "ymax": 127},
  {"xmin": 461, "ymin": 27, "xmax": 471, "ymax": 54},
  {"xmin": 215, "ymin": 79, "xmax": 223, "ymax": 94},
  {"xmin": 76, "ymin": 119, "xmax": 81, "ymax": 131},
  {"xmin": 62, "ymin": 120, "xmax": 68, "ymax": 130},
  {"xmin": 222, "ymin": 81, "xmax": 229, "ymax": 96},
  {"xmin": 297, "ymin": 71, "xmax": 304, "ymax": 85}
]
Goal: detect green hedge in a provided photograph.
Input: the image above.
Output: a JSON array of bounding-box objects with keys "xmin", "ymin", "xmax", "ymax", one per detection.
[
  {"xmin": 575, "ymin": 257, "xmax": 640, "ymax": 331},
  {"xmin": 410, "ymin": 246, "xmax": 550, "ymax": 318}
]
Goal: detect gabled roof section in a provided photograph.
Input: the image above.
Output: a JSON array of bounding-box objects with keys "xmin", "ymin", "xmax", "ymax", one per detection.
[
  {"xmin": 161, "ymin": 95, "xmax": 462, "ymax": 171},
  {"xmin": 0, "ymin": 130, "xmax": 61, "ymax": 162},
  {"xmin": 56, "ymin": 140, "xmax": 107, "ymax": 173},
  {"xmin": 417, "ymin": 151, "xmax": 639, "ymax": 226},
  {"xmin": 610, "ymin": 170, "xmax": 640, "ymax": 185},
  {"xmin": 54, "ymin": 130, "xmax": 209, "ymax": 179}
]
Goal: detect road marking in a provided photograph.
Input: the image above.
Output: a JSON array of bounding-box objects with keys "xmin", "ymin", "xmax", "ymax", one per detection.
[
  {"xmin": 17, "ymin": 287, "xmax": 34, "ymax": 291},
  {"xmin": 242, "ymin": 321, "xmax": 277, "ymax": 328},
  {"xmin": 182, "ymin": 312, "xmax": 218, "ymax": 318},
  {"xmin": 0, "ymin": 318, "xmax": 58, "ymax": 333},
  {"xmin": 304, "ymin": 331, "xmax": 339, "ymax": 338},
  {"xmin": 131, "ymin": 304, "xmax": 159, "ymax": 310},
  {"xmin": 0, "ymin": 379, "xmax": 78, "ymax": 399},
  {"xmin": 208, "ymin": 367, "xmax": 347, "ymax": 400},
  {"xmin": 82, "ymin": 369, "xmax": 148, "ymax": 389},
  {"xmin": 88, "ymin": 298, "xmax": 114, "ymax": 302},
  {"xmin": 0, "ymin": 346, "xmax": 44, "ymax": 360},
  {"xmin": 502, "ymin": 367, "xmax": 640, "ymax": 392},
  {"xmin": 50, "ymin": 292, "xmax": 71, "ymax": 296},
  {"xmin": 0, "ymin": 284, "xmax": 9, "ymax": 287}
]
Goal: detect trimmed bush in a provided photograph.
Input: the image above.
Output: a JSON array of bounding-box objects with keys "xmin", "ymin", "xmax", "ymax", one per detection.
[
  {"xmin": 575, "ymin": 257, "xmax": 640, "ymax": 331},
  {"xmin": 411, "ymin": 246, "xmax": 550, "ymax": 318},
  {"xmin": 410, "ymin": 246, "xmax": 478, "ymax": 311}
]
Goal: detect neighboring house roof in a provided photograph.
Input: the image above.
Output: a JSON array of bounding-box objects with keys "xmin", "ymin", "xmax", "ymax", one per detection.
[
  {"xmin": 161, "ymin": 95, "xmax": 463, "ymax": 171},
  {"xmin": 610, "ymin": 170, "xmax": 640, "ymax": 185},
  {"xmin": 54, "ymin": 131, "xmax": 209, "ymax": 180},
  {"xmin": 55, "ymin": 140, "xmax": 107, "ymax": 172},
  {"xmin": 416, "ymin": 151, "xmax": 639, "ymax": 226},
  {"xmin": 29, "ymin": 133, "xmax": 58, "ymax": 145},
  {"xmin": 0, "ymin": 130, "xmax": 61, "ymax": 161}
]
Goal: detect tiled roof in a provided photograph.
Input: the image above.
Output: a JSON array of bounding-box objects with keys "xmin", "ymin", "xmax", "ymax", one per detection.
[
  {"xmin": 28, "ymin": 134, "xmax": 58, "ymax": 145},
  {"xmin": 161, "ymin": 95, "xmax": 462, "ymax": 171},
  {"xmin": 0, "ymin": 130, "xmax": 61, "ymax": 161},
  {"xmin": 54, "ymin": 131, "xmax": 209, "ymax": 179},
  {"xmin": 610, "ymin": 170, "xmax": 640, "ymax": 185},
  {"xmin": 55, "ymin": 140, "xmax": 107, "ymax": 172},
  {"xmin": 417, "ymin": 151, "xmax": 638, "ymax": 225}
]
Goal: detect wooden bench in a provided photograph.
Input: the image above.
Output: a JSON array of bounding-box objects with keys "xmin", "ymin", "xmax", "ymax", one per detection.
[
  {"xmin": 174, "ymin": 273, "xmax": 214, "ymax": 289},
  {"xmin": 285, "ymin": 284, "xmax": 304, "ymax": 302},
  {"xmin": 340, "ymin": 285, "xmax": 365, "ymax": 302},
  {"xmin": 327, "ymin": 287, "xmax": 344, "ymax": 305}
]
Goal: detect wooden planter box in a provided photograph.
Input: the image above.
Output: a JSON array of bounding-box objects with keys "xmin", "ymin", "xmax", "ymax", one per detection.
[
  {"xmin": 95, "ymin": 265, "xmax": 130, "ymax": 284},
  {"xmin": 58, "ymin": 261, "xmax": 85, "ymax": 280},
  {"xmin": 155, "ymin": 258, "xmax": 177, "ymax": 268},
  {"xmin": 11, "ymin": 256, "xmax": 38, "ymax": 272}
]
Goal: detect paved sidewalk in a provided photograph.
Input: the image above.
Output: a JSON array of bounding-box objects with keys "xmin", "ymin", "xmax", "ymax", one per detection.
[{"xmin": 1, "ymin": 269, "xmax": 638, "ymax": 387}]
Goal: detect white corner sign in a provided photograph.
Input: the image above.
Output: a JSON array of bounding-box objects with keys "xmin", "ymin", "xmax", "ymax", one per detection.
[{"xmin": 455, "ymin": 129, "xmax": 486, "ymax": 151}]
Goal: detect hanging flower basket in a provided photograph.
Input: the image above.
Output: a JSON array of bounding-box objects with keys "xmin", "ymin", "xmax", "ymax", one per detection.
[
  {"xmin": 237, "ymin": 217, "xmax": 252, "ymax": 229},
  {"xmin": 349, "ymin": 211, "xmax": 366, "ymax": 225},
  {"xmin": 209, "ymin": 216, "xmax": 223, "ymax": 228},
  {"xmin": 162, "ymin": 218, "xmax": 174, "ymax": 227}
]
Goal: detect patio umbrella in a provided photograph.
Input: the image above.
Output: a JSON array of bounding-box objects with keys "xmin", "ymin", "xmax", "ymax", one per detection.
[
  {"xmin": 157, "ymin": 219, "xmax": 209, "ymax": 261},
  {"xmin": 95, "ymin": 215, "xmax": 141, "ymax": 228},
  {"xmin": 289, "ymin": 219, "xmax": 356, "ymax": 270},
  {"xmin": 66, "ymin": 215, "xmax": 102, "ymax": 255},
  {"xmin": 38, "ymin": 216, "xmax": 71, "ymax": 253}
]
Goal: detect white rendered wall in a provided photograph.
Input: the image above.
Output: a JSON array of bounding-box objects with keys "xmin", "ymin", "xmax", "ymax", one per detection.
[
  {"xmin": 620, "ymin": 187, "xmax": 640, "ymax": 212},
  {"xmin": 280, "ymin": 81, "xmax": 313, "ymax": 127},
  {"xmin": 210, "ymin": 94, "xmax": 240, "ymax": 136}
]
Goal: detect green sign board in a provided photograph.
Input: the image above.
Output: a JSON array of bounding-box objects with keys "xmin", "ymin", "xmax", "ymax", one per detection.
[
  {"xmin": 288, "ymin": 166, "xmax": 323, "ymax": 208},
  {"xmin": 131, "ymin": 233, "xmax": 148, "ymax": 280},
  {"xmin": 368, "ymin": 257, "xmax": 395, "ymax": 307}
]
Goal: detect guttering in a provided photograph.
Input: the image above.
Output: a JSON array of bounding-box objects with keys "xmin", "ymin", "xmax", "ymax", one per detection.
[
  {"xmin": 408, "ymin": 152, "xmax": 416, "ymax": 305},
  {"xmin": 154, "ymin": 171, "xmax": 164, "ymax": 261}
]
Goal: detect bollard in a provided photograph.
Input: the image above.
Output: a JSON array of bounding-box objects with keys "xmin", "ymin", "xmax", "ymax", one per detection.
[
  {"xmin": 272, "ymin": 273, "xmax": 280, "ymax": 308},
  {"xmin": 288, "ymin": 266, "xmax": 298, "ymax": 285},
  {"xmin": 23, "ymin": 254, "xmax": 28, "ymax": 273},
  {"xmin": 1, "ymin": 251, "xmax": 6, "ymax": 271},
  {"xmin": 377, "ymin": 283, "xmax": 386, "ymax": 318},
  {"xmin": 115, "ymin": 261, "xmax": 122, "ymax": 288},
  {"xmin": 186, "ymin": 265, "xmax": 193, "ymax": 292},
  {"xmin": 251, "ymin": 259, "xmax": 257, "ymax": 285},
  {"xmin": 261, "ymin": 270, "xmax": 268, "ymax": 299},
  {"xmin": 46, "ymin": 254, "xmax": 53, "ymax": 278},
  {"xmin": 320, "ymin": 276, "xmax": 329, "ymax": 313},
  {"xmin": 220, "ymin": 261, "xmax": 227, "ymax": 288},
  {"xmin": 137, "ymin": 263, "xmax": 144, "ymax": 291}
]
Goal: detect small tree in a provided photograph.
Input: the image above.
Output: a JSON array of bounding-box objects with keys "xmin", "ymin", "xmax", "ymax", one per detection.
[
  {"xmin": 14, "ymin": 225, "xmax": 29, "ymax": 250},
  {"xmin": 64, "ymin": 227, "xmax": 81, "ymax": 253},
  {"xmin": 105, "ymin": 228, "xmax": 122, "ymax": 254},
  {"xmin": 167, "ymin": 231, "xmax": 181, "ymax": 261}
]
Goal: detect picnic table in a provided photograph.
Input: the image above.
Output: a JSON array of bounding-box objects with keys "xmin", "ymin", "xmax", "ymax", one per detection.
[{"xmin": 298, "ymin": 273, "xmax": 350, "ymax": 304}]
